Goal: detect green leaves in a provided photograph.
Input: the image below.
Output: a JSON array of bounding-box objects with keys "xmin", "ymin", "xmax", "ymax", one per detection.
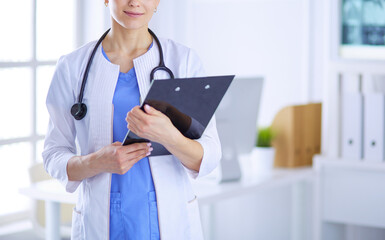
[{"xmin": 256, "ymin": 126, "xmax": 275, "ymax": 148}]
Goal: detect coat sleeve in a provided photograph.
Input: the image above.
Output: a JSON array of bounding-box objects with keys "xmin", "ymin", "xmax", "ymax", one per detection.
[
  {"xmin": 182, "ymin": 49, "xmax": 222, "ymax": 179},
  {"xmin": 42, "ymin": 55, "xmax": 81, "ymax": 193}
]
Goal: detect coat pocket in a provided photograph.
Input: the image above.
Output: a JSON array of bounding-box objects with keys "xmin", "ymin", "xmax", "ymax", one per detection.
[
  {"xmin": 148, "ymin": 191, "xmax": 160, "ymax": 240},
  {"xmin": 110, "ymin": 192, "xmax": 125, "ymax": 240},
  {"xmin": 71, "ymin": 207, "xmax": 84, "ymax": 240},
  {"xmin": 186, "ymin": 196, "xmax": 204, "ymax": 240}
]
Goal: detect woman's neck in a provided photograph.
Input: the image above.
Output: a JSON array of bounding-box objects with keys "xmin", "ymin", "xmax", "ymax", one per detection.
[{"xmin": 102, "ymin": 19, "xmax": 153, "ymax": 57}]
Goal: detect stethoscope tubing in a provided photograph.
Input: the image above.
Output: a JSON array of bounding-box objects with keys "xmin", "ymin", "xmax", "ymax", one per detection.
[
  {"xmin": 72, "ymin": 28, "xmax": 174, "ymax": 120},
  {"xmin": 78, "ymin": 28, "xmax": 111, "ymax": 103}
]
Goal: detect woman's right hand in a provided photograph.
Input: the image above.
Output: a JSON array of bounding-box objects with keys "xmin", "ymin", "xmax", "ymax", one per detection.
[
  {"xmin": 67, "ymin": 141, "xmax": 152, "ymax": 181},
  {"xmin": 90, "ymin": 141, "xmax": 153, "ymax": 175}
]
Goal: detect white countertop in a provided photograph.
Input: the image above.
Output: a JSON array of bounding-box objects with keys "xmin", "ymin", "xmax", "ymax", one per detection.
[
  {"xmin": 19, "ymin": 167, "xmax": 313, "ymax": 205},
  {"xmin": 19, "ymin": 180, "xmax": 78, "ymax": 204},
  {"xmin": 192, "ymin": 167, "xmax": 314, "ymax": 205}
]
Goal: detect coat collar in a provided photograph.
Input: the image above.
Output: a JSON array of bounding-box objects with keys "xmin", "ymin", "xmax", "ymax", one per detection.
[{"xmin": 94, "ymin": 38, "xmax": 168, "ymax": 104}]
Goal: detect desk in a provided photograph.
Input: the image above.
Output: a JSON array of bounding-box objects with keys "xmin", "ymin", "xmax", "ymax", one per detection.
[
  {"xmin": 19, "ymin": 180, "xmax": 77, "ymax": 240},
  {"xmin": 19, "ymin": 167, "xmax": 313, "ymax": 240},
  {"xmin": 192, "ymin": 167, "xmax": 314, "ymax": 239}
]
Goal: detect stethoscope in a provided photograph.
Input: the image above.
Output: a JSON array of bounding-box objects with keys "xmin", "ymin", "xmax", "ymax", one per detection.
[{"xmin": 71, "ymin": 28, "xmax": 175, "ymax": 120}]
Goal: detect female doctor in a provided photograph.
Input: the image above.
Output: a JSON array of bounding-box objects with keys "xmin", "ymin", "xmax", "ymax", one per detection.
[{"xmin": 42, "ymin": 0, "xmax": 221, "ymax": 239}]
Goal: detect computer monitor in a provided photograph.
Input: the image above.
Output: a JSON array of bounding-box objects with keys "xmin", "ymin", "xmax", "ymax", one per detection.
[{"xmin": 206, "ymin": 77, "xmax": 264, "ymax": 182}]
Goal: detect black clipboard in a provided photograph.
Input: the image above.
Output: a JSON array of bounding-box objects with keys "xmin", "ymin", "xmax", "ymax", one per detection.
[{"xmin": 122, "ymin": 75, "xmax": 235, "ymax": 156}]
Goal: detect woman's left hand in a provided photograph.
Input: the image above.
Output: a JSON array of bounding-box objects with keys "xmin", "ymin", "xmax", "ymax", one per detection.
[
  {"xmin": 127, "ymin": 104, "xmax": 204, "ymax": 172},
  {"xmin": 126, "ymin": 104, "xmax": 181, "ymax": 146}
]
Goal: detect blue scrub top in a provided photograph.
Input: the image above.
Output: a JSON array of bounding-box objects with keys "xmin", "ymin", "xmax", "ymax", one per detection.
[{"xmin": 102, "ymin": 43, "xmax": 160, "ymax": 240}]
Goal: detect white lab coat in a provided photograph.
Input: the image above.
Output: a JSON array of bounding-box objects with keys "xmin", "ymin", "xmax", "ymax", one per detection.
[{"xmin": 42, "ymin": 37, "xmax": 222, "ymax": 240}]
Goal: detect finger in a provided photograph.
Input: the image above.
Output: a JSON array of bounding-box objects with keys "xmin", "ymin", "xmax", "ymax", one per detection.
[
  {"xmin": 129, "ymin": 147, "xmax": 152, "ymax": 160},
  {"xmin": 126, "ymin": 121, "xmax": 141, "ymax": 136},
  {"xmin": 118, "ymin": 145, "xmax": 153, "ymax": 173},
  {"xmin": 131, "ymin": 106, "xmax": 146, "ymax": 117},
  {"xmin": 122, "ymin": 148, "xmax": 152, "ymax": 170},
  {"xmin": 131, "ymin": 106, "xmax": 150, "ymax": 120},
  {"xmin": 126, "ymin": 106, "xmax": 140, "ymax": 119},
  {"xmin": 122, "ymin": 142, "xmax": 151, "ymax": 153},
  {"xmin": 125, "ymin": 107, "xmax": 141, "ymax": 125},
  {"xmin": 126, "ymin": 117, "xmax": 139, "ymax": 133},
  {"xmin": 144, "ymin": 104, "xmax": 160, "ymax": 115},
  {"xmin": 127, "ymin": 109, "xmax": 148, "ymax": 130},
  {"xmin": 127, "ymin": 111, "xmax": 143, "ymax": 126},
  {"xmin": 127, "ymin": 114, "xmax": 149, "ymax": 137}
]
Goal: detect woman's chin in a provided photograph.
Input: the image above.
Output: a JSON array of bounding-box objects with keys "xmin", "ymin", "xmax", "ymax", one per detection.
[{"xmin": 114, "ymin": 19, "xmax": 147, "ymax": 31}]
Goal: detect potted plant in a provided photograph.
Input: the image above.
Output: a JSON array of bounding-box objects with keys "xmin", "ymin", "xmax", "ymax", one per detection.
[{"xmin": 251, "ymin": 126, "xmax": 276, "ymax": 175}]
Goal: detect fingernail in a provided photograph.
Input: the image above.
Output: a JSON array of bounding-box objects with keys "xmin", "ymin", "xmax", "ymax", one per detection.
[
  {"xmin": 147, "ymin": 142, "xmax": 152, "ymax": 146},
  {"xmin": 149, "ymin": 147, "xmax": 153, "ymax": 152},
  {"xmin": 146, "ymin": 152, "xmax": 151, "ymax": 156}
]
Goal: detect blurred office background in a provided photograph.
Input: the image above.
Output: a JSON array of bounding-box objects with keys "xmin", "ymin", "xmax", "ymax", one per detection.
[{"xmin": 1, "ymin": 0, "xmax": 385, "ymax": 239}]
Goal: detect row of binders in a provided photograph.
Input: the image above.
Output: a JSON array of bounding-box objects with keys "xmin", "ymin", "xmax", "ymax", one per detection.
[{"xmin": 342, "ymin": 93, "xmax": 385, "ymax": 161}]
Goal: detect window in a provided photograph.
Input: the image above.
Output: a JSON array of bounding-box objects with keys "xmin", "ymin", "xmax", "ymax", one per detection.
[{"xmin": 0, "ymin": 0, "xmax": 76, "ymax": 218}]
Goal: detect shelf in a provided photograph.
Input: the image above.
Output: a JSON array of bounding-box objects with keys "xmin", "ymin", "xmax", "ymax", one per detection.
[
  {"xmin": 328, "ymin": 60, "xmax": 385, "ymax": 75},
  {"xmin": 313, "ymin": 155, "xmax": 385, "ymax": 172}
]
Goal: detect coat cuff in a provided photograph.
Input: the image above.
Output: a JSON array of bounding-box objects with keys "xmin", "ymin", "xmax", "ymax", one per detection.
[
  {"xmin": 44, "ymin": 151, "xmax": 81, "ymax": 193},
  {"xmin": 183, "ymin": 138, "xmax": 219, "ymax": 180},
  {"xmin": 182, "ymin": 115, "xmax": 222, "ymax": 179},
  {"xmin": 62, "ymin": 152, "xmax": 82, "ymax": 193}
]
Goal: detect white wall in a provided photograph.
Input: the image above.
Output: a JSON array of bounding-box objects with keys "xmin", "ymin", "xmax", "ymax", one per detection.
[
  {"xmin": 80, "ymin": 0, "xmax": 322, "ymax": 127},
  {"xmin": 152, "ymin": 0, "xmax": 319, "ymax": 127},
  {"xmin": 185, "ymin": 0, "xmax": 303, "ymax": 127},
  {"xmin": 76, "ymin": 0, "xmax": 111, "ymax": 47}
]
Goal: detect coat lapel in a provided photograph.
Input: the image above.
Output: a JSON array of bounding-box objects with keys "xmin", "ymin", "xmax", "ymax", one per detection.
[
  {"xmin": 86, "ymin": 42, "xmax": 120, "ymax": 239},
  {"xmin": 134, "ymin": 38, "xmax": 171, "ymax": 102}
]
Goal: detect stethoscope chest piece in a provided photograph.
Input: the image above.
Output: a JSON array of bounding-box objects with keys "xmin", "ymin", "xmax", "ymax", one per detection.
[{"xmin": 71, "ymin": 103, "xmax": 87, "ymax": 120}]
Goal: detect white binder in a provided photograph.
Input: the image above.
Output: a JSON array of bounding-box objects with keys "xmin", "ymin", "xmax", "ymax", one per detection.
[
  {"xmin": 364, "ymin": 93, "xmax": 385, "ymax": 162},
  {"xmin": 342, "ymin": 93, "xmax": 364, "ymax": 160}
]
